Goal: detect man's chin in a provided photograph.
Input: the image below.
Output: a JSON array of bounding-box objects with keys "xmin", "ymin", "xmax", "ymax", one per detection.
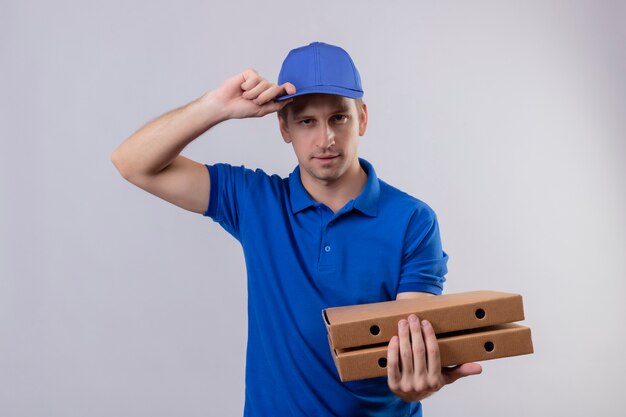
[{"xmin": 309, "ymin": 168, "xmax": 344, "ymax": 183}]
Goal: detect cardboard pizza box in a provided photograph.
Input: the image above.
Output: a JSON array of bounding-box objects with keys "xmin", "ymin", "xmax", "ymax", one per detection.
[
  {"xmin": 330, "ymin": 323, "xmax": 534, "ymax": 382},
  {"xmin": 323, "ymin": 291, "xmax": 525, "ymax": 349}
]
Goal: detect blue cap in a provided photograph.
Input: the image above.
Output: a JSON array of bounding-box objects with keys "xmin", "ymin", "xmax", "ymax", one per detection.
[{"xmin": 275, "ymin": 42, "xmax": 364, "ymax": 102}]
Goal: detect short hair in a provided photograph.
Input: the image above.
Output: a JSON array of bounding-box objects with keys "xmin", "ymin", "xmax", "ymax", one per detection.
[{"xmin": 278, "ymin": 97, "xmax": 364, "ymax": 122}]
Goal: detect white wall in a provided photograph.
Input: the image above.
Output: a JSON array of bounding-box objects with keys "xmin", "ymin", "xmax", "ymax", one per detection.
[{"xmin": 2, "ymin": 0, "xmax": 624, "ymax": 416}]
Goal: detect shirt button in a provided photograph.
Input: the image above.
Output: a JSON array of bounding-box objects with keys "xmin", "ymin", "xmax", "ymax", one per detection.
[{"xmin": 324, "ymin": 245, "xmax": 331, "ymax": 253}]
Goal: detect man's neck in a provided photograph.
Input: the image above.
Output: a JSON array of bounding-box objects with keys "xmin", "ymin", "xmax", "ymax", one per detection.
[{"xmin": 300, "ymin": 159, "xmax": 368, "ymax": 213}]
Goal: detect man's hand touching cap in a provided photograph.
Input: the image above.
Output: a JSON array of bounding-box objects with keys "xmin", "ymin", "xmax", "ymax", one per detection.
[
  {"xmin": 208, "ymin": 68, "xmax": 296, "ymax": 120},
  {"xmin": 240, "ymin": 68, "xmax": 295, "ymax": 105},
  {"xmin": 238, "ymin": 68, "xmax": 296, "ymax": 117}
]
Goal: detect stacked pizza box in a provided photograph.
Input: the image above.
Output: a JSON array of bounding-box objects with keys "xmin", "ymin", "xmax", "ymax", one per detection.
[{"xmin": 322, "ymin": 291, "xmax": 534, "ymax": 382}]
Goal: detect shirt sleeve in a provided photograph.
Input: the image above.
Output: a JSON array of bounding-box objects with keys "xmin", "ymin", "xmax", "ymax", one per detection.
[
  {"xmin": 202, "ymin": 163, "xmax": 256, "ymax": 241},
  {"xmin": 396, "ymin": 207, "xmax": 448, "ymax": 295}
]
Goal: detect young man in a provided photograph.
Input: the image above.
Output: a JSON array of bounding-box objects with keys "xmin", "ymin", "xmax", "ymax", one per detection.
[{"xmin": 112, "ymin": 42, "xmax": 481, "ymax": 416}]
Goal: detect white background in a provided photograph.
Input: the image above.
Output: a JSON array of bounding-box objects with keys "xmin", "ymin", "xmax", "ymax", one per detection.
[{"xmin": 2, "ymin": 0, "xmax": 625, "ymax": 416}]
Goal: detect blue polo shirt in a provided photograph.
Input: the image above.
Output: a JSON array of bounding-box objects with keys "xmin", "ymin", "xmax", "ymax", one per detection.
[{"xmin": 203, "ymin": 158, "xmax": 448, "ymax": 417}]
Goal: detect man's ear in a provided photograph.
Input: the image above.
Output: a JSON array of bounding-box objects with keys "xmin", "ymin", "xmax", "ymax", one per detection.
[
  {"xmin": 358, "ymin": 102, "xmax": 368, "ymax": 136},
  {"xmin": 278, "ymin": 113, "xmax": 292, "ymax": 143}
]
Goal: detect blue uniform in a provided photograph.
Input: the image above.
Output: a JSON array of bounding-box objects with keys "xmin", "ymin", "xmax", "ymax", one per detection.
[{"xmin": 203, "ymin": 158, "xmax": 448, "ymax": 417}]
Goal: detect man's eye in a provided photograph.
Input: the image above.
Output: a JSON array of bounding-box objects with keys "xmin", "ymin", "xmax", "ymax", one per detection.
[
  {"xmin": 333, "ymin": 115, "xmax": 348, "ymax": 122},
  {"xmin": 300, "ymin": 119, "xmax": 313, "ymax": 125}
]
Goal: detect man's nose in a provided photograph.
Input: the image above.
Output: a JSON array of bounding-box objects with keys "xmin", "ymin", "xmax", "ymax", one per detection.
[{"xmin": 316, "ymin": 123, "xmax": 335, "ymax": 148}]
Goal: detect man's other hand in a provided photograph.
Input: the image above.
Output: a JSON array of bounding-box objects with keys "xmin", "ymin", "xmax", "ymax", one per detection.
[
  {"xmin": 386, "ymin": 314, "xmax": 482, "ymax": 403},
  {"xmin": 207, "ymin": 68, "xmax": 296, "ymax": 120}
]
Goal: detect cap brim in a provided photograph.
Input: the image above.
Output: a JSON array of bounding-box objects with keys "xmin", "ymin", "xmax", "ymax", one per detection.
[{"xmin": 275, "ymin": 85, "xmax": 364, "ymax": 102}]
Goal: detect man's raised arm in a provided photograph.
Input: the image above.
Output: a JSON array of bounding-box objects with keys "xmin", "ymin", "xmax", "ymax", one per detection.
[{"xmin": 110, "ymin": 69, "xmax": 295, "ymax": 213}]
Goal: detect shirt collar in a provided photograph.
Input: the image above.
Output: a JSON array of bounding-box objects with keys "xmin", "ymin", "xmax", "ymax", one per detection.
[{"xmin": 288, "ymin": 158, "xmax": 380, "ymax": 217}]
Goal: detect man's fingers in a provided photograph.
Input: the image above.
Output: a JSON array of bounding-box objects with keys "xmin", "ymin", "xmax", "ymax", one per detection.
[
  {"xmin": 232, "ymin": 69, "xmax": 296, "ymax": 117},
  {"xmin": 386, "ymin": 336, "xmax": 402, "ymax": 388},
  {"xmin": 398, "ymin": 319, "xmax": 414, "ymax": 376},
  {"xmin": 421, "ymin": 320, "xmax": 441, "ymax": 377},
  {"xmin": 442, "ymin": 362, "xmax": 483, "ymax": 385},
  {"xmin": 240, "ymin": 68, "xmax": 262, "ymax": 92},
  {"xmin": 242, "ymin": 79, "xmax": 270, "ymax": 100},
  {"xmin": 255, "ymin": 84, "xmax": 289, "ymax": 105},
  {"xmin": 256, "ymin": 98, "xmax": 292, "ymax": 116},
  {"xmin": 408, "ymin": 315, "xmax": 427, "ymax": 378},
  {"xmin": 252, "ymin": 80, "xmax": 297, "ymax": 104},
  {"xmin": 280, "ymin": 82, "xmax": 296, "ymax": 96},
  {"xmin": 421, "ymin": 319, "xmax": 445, "ymax": 391}
]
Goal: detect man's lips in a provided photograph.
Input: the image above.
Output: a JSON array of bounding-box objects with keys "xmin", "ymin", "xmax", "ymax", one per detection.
[{"xmin": 313, "ymin": 154, "xmax": 339, "ymax": 159}]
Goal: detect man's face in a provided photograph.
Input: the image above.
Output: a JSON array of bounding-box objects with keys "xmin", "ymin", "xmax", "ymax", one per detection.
[{"xmin": 278, "ymin": 94, "xmax": 368, "ymax": 186}]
